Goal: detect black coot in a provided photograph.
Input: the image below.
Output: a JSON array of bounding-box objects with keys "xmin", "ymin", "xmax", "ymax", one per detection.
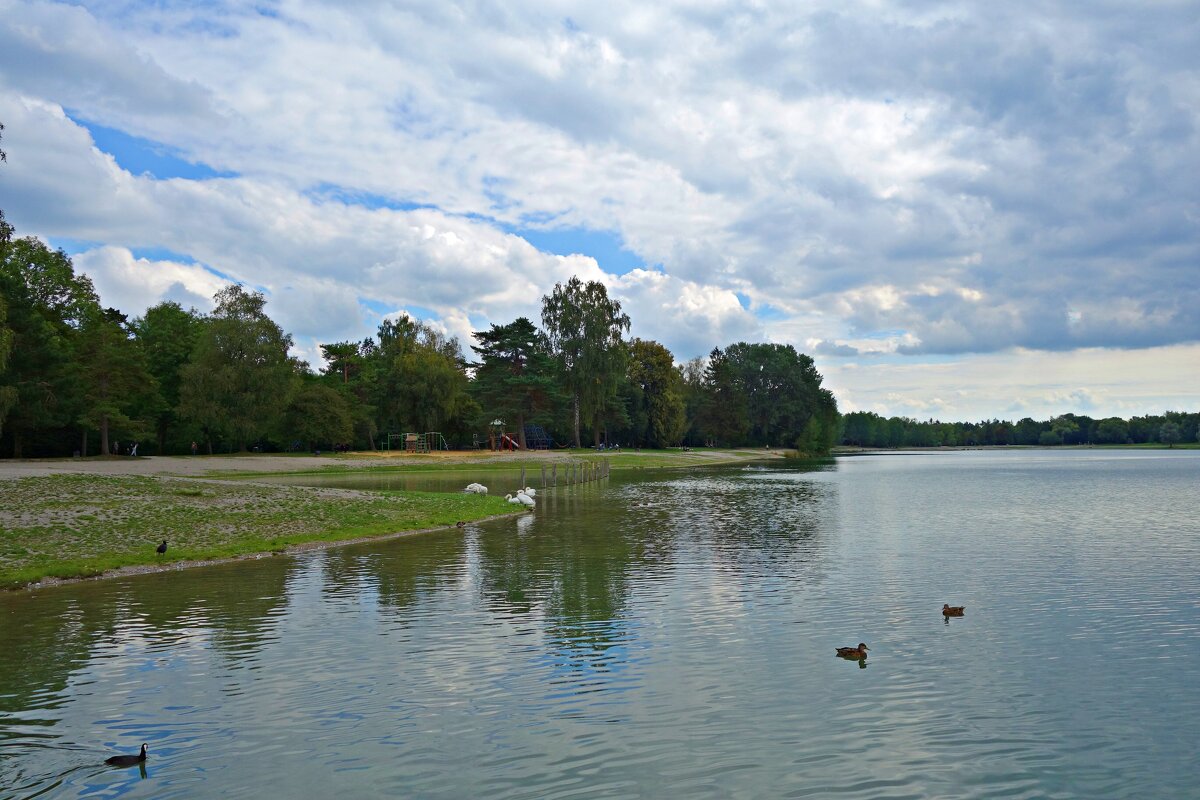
[{"xmin": 105, "ymin": 743, "xmax": 148, "ymax": 766}]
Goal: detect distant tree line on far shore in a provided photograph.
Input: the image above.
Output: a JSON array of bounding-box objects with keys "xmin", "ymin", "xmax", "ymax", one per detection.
[
  {"xmin": 0, "ymin": 219, "xmax": 839, "ymax": 458},
  {"xmin": 839, "ymin": 411, "xmax": 1200, "ymax": 449}
]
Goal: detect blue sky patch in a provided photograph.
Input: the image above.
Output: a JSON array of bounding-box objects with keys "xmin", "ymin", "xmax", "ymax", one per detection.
[
  {"xmin": 306, "ymin": 184, "xmax": 434, "ymax": 212},
  {"xmin": 129, "ymin": 246, "xmax": 198, "ymax": 265},
  {"xmin": 67, "ymin": 113, "xmax": 235, "ymax": 180},
  {"xmin": 510, "ymin": 226, "xmax": 644, "ymax": 275},
  {"xmin": 47, "ymin": 236, "xmax": 103, "ymax": 256}
]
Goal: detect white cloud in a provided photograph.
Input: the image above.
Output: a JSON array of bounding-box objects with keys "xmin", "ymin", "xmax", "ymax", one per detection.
[
  {"xmin": 72, "ymin": 246, "xmax": 227, "ymax": 317},
  {"xmin": 1, "ymin": 0, "xmax": 1197, "ymax": 417}
]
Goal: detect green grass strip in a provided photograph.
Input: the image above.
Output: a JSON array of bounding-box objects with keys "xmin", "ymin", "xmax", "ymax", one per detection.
[{"xmin": 0, "ymin": 474, "xmax": 513, "ymax": 589}]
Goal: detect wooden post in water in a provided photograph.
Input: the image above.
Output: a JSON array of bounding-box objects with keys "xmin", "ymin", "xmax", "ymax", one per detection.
[
  {"xmin": 552, "ymin": 464, "xmax": 557, "ymax": 486},
  {"xmin": 519, "ymin": 465, "xmax": 526, "ymax": 492},
  {"xmin": 541, "ymin": 465, "xmax": 547, "ymax": 488}
]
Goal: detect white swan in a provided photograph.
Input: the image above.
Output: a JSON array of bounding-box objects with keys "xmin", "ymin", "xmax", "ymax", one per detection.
[
  {"xmin": 522, "ymin": 487, "xmax": 537, "ymax": 498},
  {"xmin": 515, "ymin": 491, "xmax": 536, "ymax": 507},
  {"xmin": 505, "ymin": 493, "xmax": 523, "ymax": 505},
  {"xmin": 464, "ymin": 483, "xmax": 488, "ymax": 495}
]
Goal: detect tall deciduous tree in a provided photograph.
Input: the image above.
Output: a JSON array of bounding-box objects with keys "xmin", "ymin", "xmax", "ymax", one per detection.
[
  {"xmin": 1159, "ymin": 421, "xmax": 1181, "ymax": 448},
  {"xmin": 133, "ymin": 301, "xmax": 202, "ymax": 453},
  {"xmin": 284, "ymin": 380, "xmax": 353, "ymax": 450},
  {"xmin": 320, "ymin": 339, "xmax": 377, "ymax": 448},
  {"xmin": 76, "ymin": 307, "xmax": 155, "ymax": 455},
  {"xmin": 178, "ymin": 285, "xmax": 294, "ymax": 452},
  {"xmin": 700, "ymin": 342, "xmax": 838, "ymax": 453},
  {"xmin": 470, "ymin": 317, "xmax": 560, "ymax": 449},
  {"xmin": 0, "ymin": 234, "xmax": 99, "ymax": 456},
  {"xmin": 0, "ymin": 295, "xmax": 16, "ymax": 433},
  {"xmin": 364, "ymin": 316, "xmax": 475, "ymax": 441},
  {"xmin": 627, "ymin": 339, "xmax": 687, "ymax": 448},
  {"xmin": 541, "ymin": 277, "xmax": 631, "ymax": 447}
]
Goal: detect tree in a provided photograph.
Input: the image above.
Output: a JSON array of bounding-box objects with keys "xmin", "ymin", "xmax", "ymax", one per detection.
[
  {"xmin": 0, "ymin": 119, "xmax": 7, "ymax": 236},
  {"xmin": 319, "ymin": 339, "xmax": 377, "ymax": 448},
  {"xmin": 1049, "ymin": 415, "xmax": 1079, "ymax": 445},
  {"xmin": 470, "ymin": 317, "xmax": 560, "ymax": 449},
  {"xmin": 541, "ymin": 277, "xmax": 631, "ymax": 447},
  {"xmin": 178, "ymin": 285, "xmax": 294, "ymax": 452},
  {"xmin": 363, "ymin": 316, "xmax": 475, "ymax": 441},
  {"xmin": 1159, "ymin": 421, "xmax": 1182, "ymax": 448},
  {"xmin": 76, "ymin": 307, "xmax": 156, "ymax": 455},
  {"xmin": 283, "ymin": 380, "xmax": 353, "ymax": 450},
  {"xmin": 626, "ymin": 339, "xmax": 687, "ymax": 448},
  {"xmin": 1095, "ymin": 417, "xmax": 1129, "ymax": 444},
  {"xmin": 133, "ymin": 302, "xmax": 202, "ymax": 453},
  {"xmin": 0, "ymin": 295, "xmax": 16, "ymax": 433},
  {"xmin": 699, "ymin": 342, "xmax": 839, "ymax": 453},
  {"xmin": 0, "ymin": 234, "xmax": 100, "ymax": 456}
]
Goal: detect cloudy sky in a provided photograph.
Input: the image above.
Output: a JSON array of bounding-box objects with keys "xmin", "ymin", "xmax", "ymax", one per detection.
[{"xmin": 1, "ymin": 0, "xmax": 1197, "ymax": 421}]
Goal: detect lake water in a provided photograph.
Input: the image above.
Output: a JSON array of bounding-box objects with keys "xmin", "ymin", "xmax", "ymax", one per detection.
[{"xmin": 2, "ymin": 449, "xmax": 1199, "ymax": 798}]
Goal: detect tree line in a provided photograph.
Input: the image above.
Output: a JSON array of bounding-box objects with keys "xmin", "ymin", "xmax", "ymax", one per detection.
[
  {"xmin": 0, "ymin": 223, "xmax": 840, "ymax": 458},
  {"xmin": 840, "ymin": 411, "xmax": 1200, "ymax": 448}
]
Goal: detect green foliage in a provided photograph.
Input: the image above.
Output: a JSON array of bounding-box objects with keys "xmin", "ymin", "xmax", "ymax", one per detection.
[
  {"xmin": 839, "ymin": 410, "xmax": 1200, "ymax": 448},
  {"xmin": 1159, "ymin": 421, "xmax": 1181, "ymax": 448},
  {"xmin": 178, "ymin": 285, "xmax": 294, "ymax": 451},
  {"xmin": 695, "ymin": 342, "xmax": 838, "ymax": 453},
  {"xmin": 284, "ymin": 380, "xmax": 354, "ymax": 449},
  {"xmin": 133, "ymin": 302, "xmax": 203, "ymax": 453},
  {"xmin": 1095, "ymin": 417, "xmax": 1130, "ymax": 444},
  {"xmin": 626, "ymin": 339, "xmax": 687, "ymax": 448},
  {"xmin": 0, "ymin": 234, "xmax": 100, "ymax": 455},
  {"xmin": 75, "ymin": 307, "xmax": 157, "ymax": 454},
  {"xmin": 364, "ymin": 316, "xmax": 475, "ymax": 440},
  {"xmin": 0, "ymin": 295, "xmax": 15, "ymax": 431},
  {"xmin": 541, "ymin": 277, "xmax": 631, "ymax": 447},
  {"xmin": 470, "ymin": 317, "xmax": 561, "ymax": 448}
]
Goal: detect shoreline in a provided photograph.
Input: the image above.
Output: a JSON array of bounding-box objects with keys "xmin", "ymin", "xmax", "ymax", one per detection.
[{"xmin": 14, "ymin": 510, "xmax": 524, "ymax": 593}]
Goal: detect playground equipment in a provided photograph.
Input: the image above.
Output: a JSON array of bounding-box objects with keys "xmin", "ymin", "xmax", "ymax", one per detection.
[
  {"xmin": 522, "ymin": 424, "xmax": 554, "ymax": 450},
  {"xmin": 384, "ymin": 432, "xmax": 449, "ymax": 453},
  {"xmin": 487, "ymin": 419, "xmax": 521, "ymax": 451}
]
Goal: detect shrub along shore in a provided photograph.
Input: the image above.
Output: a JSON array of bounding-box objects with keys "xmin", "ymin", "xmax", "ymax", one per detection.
[{"xmin": 0, "ymin": 448, "xmax": 783, "ymax": 589}]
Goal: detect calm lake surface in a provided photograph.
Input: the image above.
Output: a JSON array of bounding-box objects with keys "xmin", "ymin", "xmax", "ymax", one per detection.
[{"xmin": 3, "ymin": 449, "xmax": 1199, "ymax": 798}]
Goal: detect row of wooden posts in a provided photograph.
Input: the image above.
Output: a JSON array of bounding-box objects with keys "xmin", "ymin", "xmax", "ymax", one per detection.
[{"xmin": 516, "ymin": 460, "xmax": 611, "ymax": 492}]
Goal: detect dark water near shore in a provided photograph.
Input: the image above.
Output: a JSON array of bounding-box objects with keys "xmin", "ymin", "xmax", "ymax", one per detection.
[{"xmin": 2, "ymin": 450, "xmax": 1199, "ymax": 798}]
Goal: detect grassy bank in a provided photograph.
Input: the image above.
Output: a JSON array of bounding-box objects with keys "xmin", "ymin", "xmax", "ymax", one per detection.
[
  {"xmin": 204, "ymin": 447, "xmax": 782, "ymax": 480},
  {"xmin": 0, "ymin": 474, "xmax": 513, "ymax": 589}
]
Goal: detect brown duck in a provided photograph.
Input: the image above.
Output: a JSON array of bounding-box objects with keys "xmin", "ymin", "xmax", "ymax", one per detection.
[
  {"xmin": 836, "ymin": 643, "xmax": 870, "ymax": 659},
  {"xmin": 942, "ymin": 604, "xmax": 965, "ymax": 616}
]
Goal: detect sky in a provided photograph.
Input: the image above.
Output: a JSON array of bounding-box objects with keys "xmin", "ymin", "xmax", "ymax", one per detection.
[{"xmin": 0, "ymin": 0, "xmax": 1197, "ymax": 422}]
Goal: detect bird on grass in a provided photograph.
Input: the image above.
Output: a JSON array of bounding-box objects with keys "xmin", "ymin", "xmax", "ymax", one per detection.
[
  {"xmin": 836, "ymin": 643, "xmax": 870, "ymax": 660},
  {"xmin": 942, "ymin": 604, "xmax": 965, "ymax": 616},
  {"xmin": 155, "ymin": 540, "xmax": 168, "ymax": 555},
  {"xmin": 105, "ymin": 743, "xmax": 148, "ymax": 767}
]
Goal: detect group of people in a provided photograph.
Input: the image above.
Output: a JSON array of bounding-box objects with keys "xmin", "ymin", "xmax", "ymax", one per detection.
[{"xmin": 111, "ymin": 441, "xmax": 139, "ymax": 456}]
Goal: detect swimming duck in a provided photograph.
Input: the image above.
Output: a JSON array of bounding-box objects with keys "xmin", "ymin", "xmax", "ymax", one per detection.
[
  {"xmin": 105, "ymin": 743, "xmax": 148, "ymax": 767},
  {"xmin": 836, "ymin": 643, "xmax": 870, "ymax": 659},
  {"xmin": 942, "ymin": 604, "xmax": 965, "ymax": 616}
]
